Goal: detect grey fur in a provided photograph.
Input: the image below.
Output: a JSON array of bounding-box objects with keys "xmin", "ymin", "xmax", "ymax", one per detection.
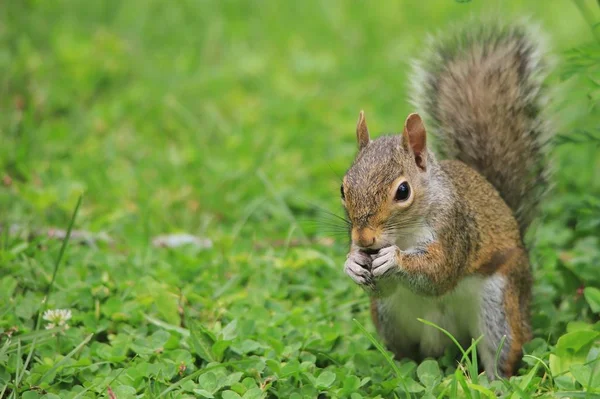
[
  {"xmin": 410, "ymin": 18, "xmax": 553, "ymax": 235},
  {"xmin": 479, "ymin": 275, "xmax": 511, "ymax": 377}
]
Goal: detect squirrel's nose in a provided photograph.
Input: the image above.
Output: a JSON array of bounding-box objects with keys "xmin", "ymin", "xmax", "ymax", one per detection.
[{"xmin": 352, "ymin": 227, "xmax": 377, "ymax": 248}]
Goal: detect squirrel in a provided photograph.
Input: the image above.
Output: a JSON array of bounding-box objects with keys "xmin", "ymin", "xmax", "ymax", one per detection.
[{"xmin": 341, "ymin": 19, "xmax": 552, "ymax": 378}]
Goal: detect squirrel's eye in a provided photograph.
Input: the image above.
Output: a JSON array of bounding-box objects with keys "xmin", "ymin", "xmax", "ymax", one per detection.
[
  {"xmin": 394, "ymin": 182, "xmax": 410, "ymax": 202},
  {"xmin": 340, "ymin": 184, "xmax": 345, "ymax": 200}
]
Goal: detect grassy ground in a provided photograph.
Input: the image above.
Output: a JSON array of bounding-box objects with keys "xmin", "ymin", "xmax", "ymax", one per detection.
[{"xmin": 1, "ymin": 0, "xmax": 600, "ymax": 398}]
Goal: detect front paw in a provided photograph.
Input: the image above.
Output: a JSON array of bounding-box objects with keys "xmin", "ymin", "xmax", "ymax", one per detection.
[
  {"xmin": 371, "ymin": 245, "xmax": 401, "ymax": 278},
  {"xmin": 344, "ymin": 251, "xmax": 373, "ymax": 288}
]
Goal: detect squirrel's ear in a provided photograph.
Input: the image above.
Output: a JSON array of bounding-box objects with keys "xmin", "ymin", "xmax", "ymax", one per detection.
[
  {"xmin": 356, "ymin": 110, "xmax": 370, "ymax": 151},
  {"xmin": 402, "ymin": 113, "xmax": 427, "ymax": 170}
]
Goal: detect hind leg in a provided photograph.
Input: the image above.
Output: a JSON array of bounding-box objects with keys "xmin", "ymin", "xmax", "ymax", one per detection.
[{"xmin": 478, "ymin": 251, "xmax": 532, "ymax": 378}]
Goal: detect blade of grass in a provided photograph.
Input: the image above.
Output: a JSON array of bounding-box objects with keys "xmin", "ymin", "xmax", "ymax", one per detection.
[
  {"xmin": 436, "ymin": 385, "xmax": 450, "ymax": 399},
  {"xmin": 494, "ymin": 335, "xmax": 507, "ymax": 380},
  {"xmin": 0, "ymin": 304, "xmax": 13, "ymax": 321},
  {"xmin": 45, "ymin": 195, "xmax": 83, "ymax": 299},
  {"xmin": 102, "ymin": 362, "xmax": 129, "ymax": 396},
  {"xmin": 257, "ymin": 170, "xmax": 307, "ymax": 241},
  {"xmin": 467, "ymin": 382, "xmax": 496, "ymax": 399},
  {"xmin": 35, "ymin": 194, "xmax": 83, "ymax": 331},
  {"xmin": 471, "ymin": 337, "xmax": 478, "ymax": 378},
  {"xmin": 16, "ymin": 340, "xmax": 21, "ymax": 380},
  {"xmin": 10, "ymin": 340, "xmax": 22, "ymax": 399},
  {"xmin": 554, "ymin": 357, "xmax": 600, "ymax": 377},
  {"xmin": 418, "ymin": 319, "xmax": 487, "ymax": 393},
  {"xmin": 188, "ymin": 319, "xmax": 217, "ymax": 364},
  {"xmin": 353, "ymin": 319, "xmax": 401, "ymax": 378},
  {"xmin": 418, "ymin": 318, "xmax": 466, "ymax": 357},
  {"xmin": 555, "ymin": 393, "xmax": 599, "ymax": 398},
  {"xmin": 585, "ymin": 355, "xmax": 600, "ymax": 398},
  {"xmin": 470, "ymin": 337, "xmax": 480, "ymax": 389},
  {"xmin": 6, "ymin": 336, "xmax": 55, "ymax": 355},
  {"xmin": 37, "ymin": 333, "xmax": 93, "ymax": 385},
  {"xmin": 7, "ymin": 328, "xmax": 58, "ymax": 351},
  {"xmin": 73, "ymin": 356, "xmax": 138, "ymax": 399},
  {"xmin": 158, "ymin": 359, "xmax": 258, "ymax": 397},
  {"xmin": 12, "ymin": 338, "xmax": 36, "ymax": 397},
  {"xmin": 144, "ymin": 314, "xmax": 190, "ymax": 337},
  {"xmin": 465, "ymin": 336, "xmax": 483, "ymax": 381},
  {"xmin": 12, "ymin": 195, "xmax": 83, "ymax": 394},
  {"xmin": 516, "ymin": 361, "xmax": 540, "ymax": 398},
  {"xmin": 522, "ymin": 354, "xmax": 554, "ymax": 392},
  {"xmin": 522, "ymin": 355, "xmax": 552, "ymax": 376},
  {"xmin": 353, "ymin": 319, "xmax": 411, "ymax": 398},
  {"xmin": 455, "ymin": 369, "xmax": 473, "ymax": 399},
  {"xmin": 450, "ymin": 373, "xmax": 458, "ymax": 398},
  {"xmin": 230, "ymin": 197, "xmax": 267, "ymax": 245},
  {"xmin": 493, "ymin": 336, "xmax": 530, "ymax": 397},
  {"xmin": 418, "ymin": 318, "xmax": 469, "ymax": 362},
  {"xmin": 0, "ymin": 338, "xmax": 10, "ymax": 361}
]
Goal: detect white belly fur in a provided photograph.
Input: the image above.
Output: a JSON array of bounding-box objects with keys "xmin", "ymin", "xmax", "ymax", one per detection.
[{"xmin": 377, "ymin": 275, "xmax": 485, "ymax": 357}]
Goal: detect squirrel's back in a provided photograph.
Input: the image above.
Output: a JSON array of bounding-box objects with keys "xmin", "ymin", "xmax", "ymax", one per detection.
[{"xmin": 410, "ymin": 19, "xmax": 552, "ymax": 235}]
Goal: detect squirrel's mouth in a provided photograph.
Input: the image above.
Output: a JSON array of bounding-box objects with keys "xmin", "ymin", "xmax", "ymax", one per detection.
[{"xmin": 362, "ymin": 248, "xmax": 379, "ymax": 255}]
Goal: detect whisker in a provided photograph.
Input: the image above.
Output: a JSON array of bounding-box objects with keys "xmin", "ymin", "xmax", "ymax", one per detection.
[
  {"xmin": 383, "ymin": 224, "xmax": 426, "ymax": 231},
  {"xmin": 383, "ymin": 219, "xmax": 427, "ymax": 228},
  {"xmin": 316, "ymin": 219, "xmax": 351, "ymax": 229},
  {"xmin": 311, "ymin": 228, "xmax": 350, "ymax": 237},
  {"xmin": 302, "ymin": 219, "xmax": 350, "ymax": 229},
  {"xmin": 299, "ymin": 222, "xmax": 350, "ymax": 236},
  {"xmin": 320, "ymin": 233, "xmax": 350, "ymax": 238},
  {"xmin": 319, "ymin": 211, "xmax": 351, "ymax": 226},
  {"xmin": 315, "ymin": 229, "xmax": 350, "ymax": 235},
  {"xmin": 326, "ymin": 162, "xmax": 344, "ymax": 184},
  {"xmin": 302, "ymin": 201, "xmax": 351, "ymax": 226}
]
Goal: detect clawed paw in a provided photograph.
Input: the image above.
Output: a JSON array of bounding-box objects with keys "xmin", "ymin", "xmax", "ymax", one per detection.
[
  {"xmin": 371, "ymin": 245, "xmax": 400, "ymax": 277},
  {"xmin": 344, "ymin": 251, "xmax": 373, "ymax": 289}
]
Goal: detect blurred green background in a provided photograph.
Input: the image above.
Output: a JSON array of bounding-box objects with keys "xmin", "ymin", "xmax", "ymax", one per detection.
[
  {"xmin": 1, "ymin": 1, "xmax": 600, "ymax": 397},
  {"xmin": 1, "ymin": 0, "xmax": 596, "ymax": 243}
]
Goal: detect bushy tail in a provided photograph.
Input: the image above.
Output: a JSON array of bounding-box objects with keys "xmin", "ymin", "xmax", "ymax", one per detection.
[{"xmin": 410, "ymin": 19, "xmax": 553, "ymax": 235}]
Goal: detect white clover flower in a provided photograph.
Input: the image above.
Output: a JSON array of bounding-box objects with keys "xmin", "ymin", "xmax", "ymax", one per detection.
[{"xmin": 43, "ymin": 309, "xmax": 72, "ymax": 330}]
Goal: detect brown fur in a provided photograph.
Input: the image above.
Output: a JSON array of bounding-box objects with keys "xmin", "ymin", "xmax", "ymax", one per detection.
[
  {"xmin": 353, "ymin": 157, "xmax": 532, "ymax": 375},
  {"xmin": 341, "ymin": 19, "xmax": 550, "ymax": 378},
  {"xmin": 500, "ymin": 249, "xmax": 533, "ymax": 376},
  {"xmin": 411, "ymin": 20, "xmax": 551, "ymax": 235},
  {"xmin": 369, "ymin": 297, "xmax": 380, "ymax": 331}
]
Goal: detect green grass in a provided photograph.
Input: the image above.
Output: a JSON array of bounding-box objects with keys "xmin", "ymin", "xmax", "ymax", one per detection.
[{"xmin": 1, "ymin": 0, "xmax": 600, "ymax": 398}]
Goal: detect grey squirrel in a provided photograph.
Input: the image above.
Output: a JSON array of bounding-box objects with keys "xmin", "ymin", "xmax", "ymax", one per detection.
[{"xmin": 341, "ymin": 19, "xmax": 552, "ymax": 377}]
